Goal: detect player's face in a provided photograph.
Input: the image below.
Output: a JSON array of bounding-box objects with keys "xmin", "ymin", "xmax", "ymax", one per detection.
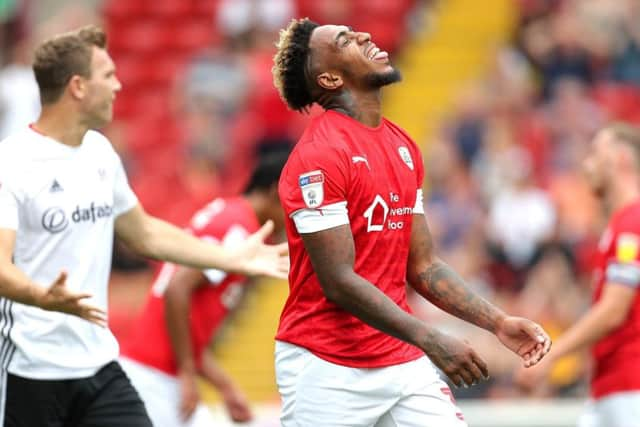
[
  {"xmin": 310, "ymin": 25, "xmax": 400, "ymax": 90},
  {"xmin": 80, "ymin": 47, "xmax": 121, "ymax": 128},
  {"xmin": 584, "ymin": 130, "xmax": 615, "ymax": 198}
]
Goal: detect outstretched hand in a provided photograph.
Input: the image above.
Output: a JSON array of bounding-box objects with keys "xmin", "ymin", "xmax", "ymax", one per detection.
[
  {"xmin": 230, "ymin": 220, "xmax": 289, "ymax": 279},
  {"xmin": 38, "ymin": 271, "xmax": 107, "ymax": 327},
  {"xmin": 496, "ymin": 317, "xmax": 551, "ymax": 367}
]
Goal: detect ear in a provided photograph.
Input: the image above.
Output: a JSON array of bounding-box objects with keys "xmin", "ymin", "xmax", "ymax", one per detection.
[
  {"xmin": 67, "ymin": 75, "xmax": 87, "ymax": 100},
  {"xmin": 317, "ymin": 72, "xmax": 343, "ymax": 90}
]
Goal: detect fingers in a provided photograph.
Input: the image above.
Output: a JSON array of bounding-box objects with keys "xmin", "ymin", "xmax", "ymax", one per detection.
[
  {"xmin": 79, "ymin": 302, "xmax": 108, "ymax": 327},
  {"xmin": 180, "ymin": 395, "xmax": 198, "ymax": 422},
  {"xmin": 51, "ymin": 271, "xmax": 68, "ymax": 287},
  {"xmin": 445, "ymin": 356, "xmax": 490, "ymax": 388},
  {"xmin": 517, "ymin": 321, "xmax": 552, "ymax": 367},
  {"xmin": 253, "ymin": 220, "xmax": 274, "ymax": 242},
  {"xmin": 471, "ymin": 351, "xmax": 489, "ymax": 379},
  {"xmin": 272, "ymin": 242, "xmax": 289, "ymax": 256}
]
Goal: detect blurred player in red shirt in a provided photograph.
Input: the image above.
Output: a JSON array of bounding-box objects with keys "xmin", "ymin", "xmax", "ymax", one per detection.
[
  {"xmin": 518, "ymin": 123, "xmax": 640, "ymax": 426},
  {"xmin": 119, "ymin": 150, "xmax": 289, "ymax": 427},
  {"xmin": 272, "ymin": 18, "xmax": 552, "ymax": 427}
]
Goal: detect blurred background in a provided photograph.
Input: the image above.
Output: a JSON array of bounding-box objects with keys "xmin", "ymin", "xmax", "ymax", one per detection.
[{"xmin": 2, "ymin": 0, "xmax": 639, "ymax": 425}]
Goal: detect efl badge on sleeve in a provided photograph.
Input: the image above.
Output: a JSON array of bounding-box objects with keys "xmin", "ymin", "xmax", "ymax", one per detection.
[
  {"xmin": 616, "ymin": 233, "xmax": 640, "ymax": 263},
  {"xmin": 398, "ymin": 147, "xmax": 414, "ymax": 170},
  {"xmin": 299, "ymin": 170, "xmax": 324, "ymax": 208}
]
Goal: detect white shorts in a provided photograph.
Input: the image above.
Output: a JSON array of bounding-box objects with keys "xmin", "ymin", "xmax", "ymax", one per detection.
[
  {"xmin": 578, "ymin": 391, "xmax": 640, "ymax": 427},
  {"xmin": 119, "ymin": 356, "xmax": 215, "ymax": 427},
  {"xmin": 275, "ymin": 341, "xmax": 467, "ymax": 427}
]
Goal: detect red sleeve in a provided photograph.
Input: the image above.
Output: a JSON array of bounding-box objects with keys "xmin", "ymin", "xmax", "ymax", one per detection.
[{"xmin": 279, "ymin": 139, "xmax": 350, "ymax": 217}]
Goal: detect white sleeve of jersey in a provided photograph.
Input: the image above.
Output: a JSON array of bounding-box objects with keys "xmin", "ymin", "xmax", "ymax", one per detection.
[
  {"xmin": 113, "ymin": 156, "xmax": 139, "ymax": 217},
  {"xmin": 605, "ymin": 262, "xmax": 640, "ymax": 288},
  {"xmin": 413, "ymin": 189, "xmax": 424, "ymax": 214},
  {"xmin": 291, "ymin": 201, "xmax": 350, "ymax": 234},
  {"xmin": 0, "ymin": 168, "xmax": 20, "ymax": 230}
]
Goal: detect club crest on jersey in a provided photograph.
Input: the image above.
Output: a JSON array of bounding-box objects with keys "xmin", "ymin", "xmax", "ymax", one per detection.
[
  {"xmin": 616, "ymin": 233, "xmax": 640, "ymax": 263},
  {"xmin": 398, "ymin": 147, "xmax": 414, "ymax": 170},
  {"xmin": 299, "ymin": 170, "xmax": 324, "ymax": 208}
]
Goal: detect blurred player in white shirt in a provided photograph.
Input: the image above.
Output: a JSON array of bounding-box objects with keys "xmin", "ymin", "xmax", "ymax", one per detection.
[{"xmin": 0, "ymin": 25, "xmax": 287, "ymax": 427}]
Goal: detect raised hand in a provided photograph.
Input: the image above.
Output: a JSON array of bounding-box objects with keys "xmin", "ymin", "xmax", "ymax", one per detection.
[
  {"xmin": 178, "ymin": 370, "xmax": 200, "ymax": 422},
  {"xmin": 37, "ymin": 271, "xmax": 107, "ymax": 327},
  {"xmin": 422, "ymin": 330, "xmax": 489, "ymax": 388},
  {"xmin": 496, "ymin": 317, "xmax": 551, "ymax": 367},
  {"xmin": 229, "ymin": 220, "xmax": 289, "ymax": 279}
]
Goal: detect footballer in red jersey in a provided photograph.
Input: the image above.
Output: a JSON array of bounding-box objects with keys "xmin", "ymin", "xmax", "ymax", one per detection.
[
  {"xmin": 272, "ymin": 18, "xmax": 551, "ymax": 427},
  {"xmin": 518, "ymin": 124, "xmax": 640, "ymax": 427},
  {"xmin": 119, "ymin": 151, "xmax": 288, "ymax": 427}
]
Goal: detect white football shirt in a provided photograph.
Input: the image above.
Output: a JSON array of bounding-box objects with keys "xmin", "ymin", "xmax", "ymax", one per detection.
[{"xmin": 0, "ymin": 126, "xmax": 138, "ymax": 379}]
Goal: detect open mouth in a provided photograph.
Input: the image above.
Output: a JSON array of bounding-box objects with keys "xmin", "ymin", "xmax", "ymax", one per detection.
[{"xmin": 365, "ymin": 43, "xmax": 389, "ymax": 62}]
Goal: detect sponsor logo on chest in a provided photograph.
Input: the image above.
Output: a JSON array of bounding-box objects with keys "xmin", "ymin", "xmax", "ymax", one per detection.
[
  {"xmin": 41, "ymin": 202, "xmax": 114, "ymax": 233},
  {"xmin": 363, "ymin": 192, "xmax": 414, "ymax": 232}
]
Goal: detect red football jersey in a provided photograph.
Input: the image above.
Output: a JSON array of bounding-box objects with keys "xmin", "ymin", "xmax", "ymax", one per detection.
[
  {"xmin": 591, "ymin": 199, "xmax": 640, "ymax": 399},
  {"xmin": 120, "ymin": 197, "xmax": 259, "ymax": 376},
  {"xmin": 276, "ymin": 110, "xmax": 425, "ymax": 367}
]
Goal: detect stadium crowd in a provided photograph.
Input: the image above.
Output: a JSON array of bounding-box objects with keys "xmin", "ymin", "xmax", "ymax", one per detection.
[
  {"xmin": 0, "ymin": 0, "xmax": 638, "ymax": 405},
  {"xmin": 415, "ymin": 0, "xmax": 640, "ymax": 399}
]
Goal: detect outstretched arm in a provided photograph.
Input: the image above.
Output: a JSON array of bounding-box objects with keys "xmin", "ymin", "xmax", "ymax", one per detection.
[
  {"xmin": 302, "ymin": 224, "xmax": 489, "ymax": 387},
  {"xmin": 406, "ymin": 214, "xmax": 551, "ymax": 366},
  {"xmin": 517, "ymin": 281, "xmax": 635, "ymax": 388},
  {"xmin": 115, "ymin": 205, "xmax": 288, "ymax": 278},
  {"xmin": 0, "ymin": 228, "xmax": 106, "ymax": 325}
]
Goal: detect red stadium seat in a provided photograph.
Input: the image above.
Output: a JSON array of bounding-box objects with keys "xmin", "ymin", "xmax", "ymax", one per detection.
[
  {"xmin": 143, "ymin": 0, "xmax": 193, "ymax": 18},
  {"xmin": 592, "ymin": 83, "xmax": 640, "ymax": 122},
  {"xmin": 102, "ymin": 1, "xmax": 146, "ymax": 20},
  {"xmin": 165, "ymin": 20, "xmax": 215, "ymax": 51}
]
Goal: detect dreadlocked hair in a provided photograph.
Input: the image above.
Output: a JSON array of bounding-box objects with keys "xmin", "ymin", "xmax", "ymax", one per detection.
[{"xmin": 273, "ymin": 18, "xmax": 319, "ymax": 112}]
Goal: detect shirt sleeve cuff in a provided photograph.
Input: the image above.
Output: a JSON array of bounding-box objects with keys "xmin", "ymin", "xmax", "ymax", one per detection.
[{"xmin": 291, "ymin": 201, "xmax": 349, "ymax": 234}]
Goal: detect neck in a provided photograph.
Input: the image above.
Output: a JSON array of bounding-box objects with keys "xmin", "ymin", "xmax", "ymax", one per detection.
[
  {"xmin": 606, "ymin": 174, "xmax": 640, "ymax": 213},
  {"xmin": 322, "ymin": 88, "xmax": 383, "ymax": 128},
  {"xmin": 33, "ymin": 103, "xmax": 88, "ymax": 147}
]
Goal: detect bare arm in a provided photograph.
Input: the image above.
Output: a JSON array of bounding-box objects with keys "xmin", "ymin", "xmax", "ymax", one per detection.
[
  {"xmin": 199, "ymin": 353, "xmax": 253, "ymax": 422},
  {"xmin": 406, "ymin": 214, "xmax": 506, "ymax": 333},
  {"xmin": 302, "ymin": 224, "xmax": 489, "ymax": 386},
  {"xmin": 0, "ymin": 228, "xmax": 106, "ymax": 325},
  {"xmin": 164, "ymin": 266, "xmax": 204, "ymax": 376},
  {"xmin": 516, "ymin": 282, "xmax": 634, "ymax": 388},
  {"xmin": 302, "ymin": 224, "xmax": 432, "ymax": 347},
  {"xmin": 543, "ymin": 282, "xmax": 634, "ymax": 361},
  {"xmin": 115, "ymin": 205, "xmax": 288, "ymax": 277},
  {"xmin": 406, "ymin": 214, "xmax": 550, "ymax": 366},
  {"xmin": 0, "ymin": 228, "xmax": 46, "ymax": 305},
  {"xmin": 164, "ymin": 265, "xmax": 207, "ymax": 421}
]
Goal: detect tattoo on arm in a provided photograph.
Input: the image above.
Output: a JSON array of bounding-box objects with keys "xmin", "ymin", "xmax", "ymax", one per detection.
[
  {"xmin": 408, "ymin": 214, "xmax": 505, "ymax": 333},
  {"xmin": 415, "ymin": 261, "xmax": 504, "ymax": 333}
]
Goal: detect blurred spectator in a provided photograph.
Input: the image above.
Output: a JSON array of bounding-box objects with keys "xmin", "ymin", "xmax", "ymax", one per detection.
[{"xmin": 0, "ymin": 36, "xmax": 39, "ymax": 139}]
